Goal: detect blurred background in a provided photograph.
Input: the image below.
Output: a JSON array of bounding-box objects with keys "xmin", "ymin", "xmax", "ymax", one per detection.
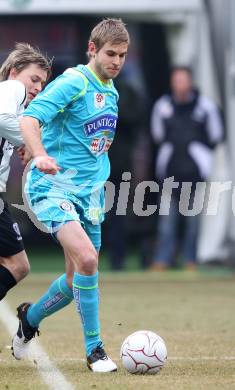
[{"xmin": 2, "ymin": 0, "xmax": 235, "ymax": 271}]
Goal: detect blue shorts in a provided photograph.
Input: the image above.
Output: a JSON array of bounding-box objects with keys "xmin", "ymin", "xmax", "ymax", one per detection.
[{"xmin": 25, "ymin": 170, "xmax": 103, "ymax": 251}]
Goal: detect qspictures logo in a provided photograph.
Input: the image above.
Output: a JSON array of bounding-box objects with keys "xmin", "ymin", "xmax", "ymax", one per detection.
[{"xmin": 3, "ymin": 162, "xmax": 235, "ymax": 234}]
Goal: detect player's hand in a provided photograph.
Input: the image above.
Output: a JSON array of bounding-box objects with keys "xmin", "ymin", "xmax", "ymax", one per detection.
[
  {"xmin": 17, "ymin": 146, "xmax": 32, "ymax": 166},
  {"xmin": 17, "ymin": 145, "xmax": 26, "ymax": 164},
  {"xmin": 34, "ymin": 155, "xmax": 61, "ymax": 175}
]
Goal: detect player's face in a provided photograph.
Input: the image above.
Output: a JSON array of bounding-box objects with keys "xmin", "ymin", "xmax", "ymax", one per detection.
[
  {"xmin": 171, "ymin": 70, "xmax": 193, "ymax": 97},
  {"xmin": 9, "ymin": 64, "xmax": 48, "ymax": 104},
  {"xmin": 89, "ymin": 41, "xmax": 128, "ymax": 82}
]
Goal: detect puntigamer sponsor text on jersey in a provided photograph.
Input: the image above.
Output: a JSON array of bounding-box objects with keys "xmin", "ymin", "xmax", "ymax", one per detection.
[{"xmin": 84, "ymin": 114, "xmax": 117, "ymax": 136}]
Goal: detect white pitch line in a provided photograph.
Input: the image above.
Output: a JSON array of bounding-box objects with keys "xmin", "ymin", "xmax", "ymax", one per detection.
[{"xmin": 0, "ymin": 300, "xmax": 74, "ymax": 390}]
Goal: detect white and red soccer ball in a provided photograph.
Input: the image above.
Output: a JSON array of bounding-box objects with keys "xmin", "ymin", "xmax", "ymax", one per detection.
[{"xmin": 120, "ymin": 330, "xmax": 167, "ymax": 374}]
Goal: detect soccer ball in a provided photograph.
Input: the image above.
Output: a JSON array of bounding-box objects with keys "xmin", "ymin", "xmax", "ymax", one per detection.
[{"xmin": 120, "ymin": 330, "xmax": 167, "ymax": 374}]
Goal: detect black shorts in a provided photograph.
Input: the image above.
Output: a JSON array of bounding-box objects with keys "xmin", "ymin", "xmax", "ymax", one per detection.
[{"xmin": 0, "ymin": 196, "xmax": 24, "ymax": 257}]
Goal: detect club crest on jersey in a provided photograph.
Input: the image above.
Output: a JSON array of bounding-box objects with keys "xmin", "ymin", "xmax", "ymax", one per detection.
[{"xmin": 94, "ymin": 93, "xmax": 105, "ymax": 109}]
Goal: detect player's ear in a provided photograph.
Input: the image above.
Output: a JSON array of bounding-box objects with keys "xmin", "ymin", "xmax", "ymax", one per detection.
[
  {"xmin": 8, "ymin": 67, "xmax": 19, "ymax": 80},
  {"xmin": 88, "ymin": 41, "xmax": 97, "ymax": 57}
]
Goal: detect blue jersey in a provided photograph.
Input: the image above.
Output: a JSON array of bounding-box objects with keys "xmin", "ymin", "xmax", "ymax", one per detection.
[{"xmin": 24, "ymin": 65, "xmax": 119, "ymax": 198}]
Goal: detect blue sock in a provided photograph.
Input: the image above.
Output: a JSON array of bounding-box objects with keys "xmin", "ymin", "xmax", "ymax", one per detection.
[
  {"xmin": 72, "ymin": 272, "xmax": 101, "ymax": 356},
  {"xmin": 27, "ymin": 274, "xmax": 73, "ymax": 327}
]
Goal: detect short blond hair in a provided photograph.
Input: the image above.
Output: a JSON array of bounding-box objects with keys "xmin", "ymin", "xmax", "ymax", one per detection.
[
  {"xmin": 89, "ymin": 18, "xmax": 130, "ymax": 55},
  {"xmin": 0, "ymin": 42, "xmax": 52, "ymax": 81}
]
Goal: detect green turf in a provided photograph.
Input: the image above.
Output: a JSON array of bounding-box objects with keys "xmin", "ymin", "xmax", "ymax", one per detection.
[
  {"xmin": 1, "ymin": 268, "xmax": 235, "ymax": 389},
  {"xmin": 27, "ymin": 248, "xmax": 235, "ymax": 277},
  {"xmin": 27, "ymin": 248, "xmax": 144, "ymax": 273}
]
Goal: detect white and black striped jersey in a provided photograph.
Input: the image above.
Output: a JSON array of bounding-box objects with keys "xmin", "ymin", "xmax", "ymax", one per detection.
[{"xmin": 0, "ymin": 80, "xmax": 26, "ymax": 192}]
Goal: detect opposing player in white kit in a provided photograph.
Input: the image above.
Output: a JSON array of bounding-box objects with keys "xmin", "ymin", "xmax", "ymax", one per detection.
[{"xmin": 0, "ymin": 43, "xmax": 51, "ymax": 301}]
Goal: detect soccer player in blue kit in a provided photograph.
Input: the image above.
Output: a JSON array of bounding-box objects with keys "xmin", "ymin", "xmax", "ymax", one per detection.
[{"xmin": 12, "ymin": 18, "xmax": 130, "ymax": 372}]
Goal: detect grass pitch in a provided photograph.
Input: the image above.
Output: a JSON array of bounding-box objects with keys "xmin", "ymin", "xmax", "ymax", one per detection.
[{"xmin": 0, "ymin": 264, "xmax": 235, "ymax": 390}]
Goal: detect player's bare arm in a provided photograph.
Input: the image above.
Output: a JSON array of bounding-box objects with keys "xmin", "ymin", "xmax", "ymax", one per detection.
[{"xmin": 20, "ymin": 116, "xmax": 60, "ymax": 174}]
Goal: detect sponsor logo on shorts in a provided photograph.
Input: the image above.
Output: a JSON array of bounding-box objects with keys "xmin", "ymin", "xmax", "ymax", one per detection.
[
  {"xmin": 12, "ymin": 222, "xmax": 22, "ymax": 241},
  {"xmin": 59, "ymin": 201, "xmax": 73, "ymax": 212}
]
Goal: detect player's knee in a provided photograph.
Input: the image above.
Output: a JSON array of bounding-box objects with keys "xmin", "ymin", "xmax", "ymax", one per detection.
[
  {"xmin": 14, "ymin": 252, "xmax": 30, "ymax": 280},
  {"xmin": 80, "ymin": 250, "xmax": 98, "ymax": 274},
  {"xmin": 0, "ymin": 251, "xmax": 30, "ymax": 281},
  {"xmin": 20, "ymin": 258, "xmax": 30, "ymax": 278}
]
